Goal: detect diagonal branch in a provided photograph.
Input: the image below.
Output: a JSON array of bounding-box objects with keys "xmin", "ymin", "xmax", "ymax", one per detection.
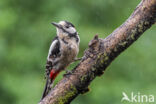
[{"xmin": 39, "ymin": 0, "xmax": 156, "ymax": 104}]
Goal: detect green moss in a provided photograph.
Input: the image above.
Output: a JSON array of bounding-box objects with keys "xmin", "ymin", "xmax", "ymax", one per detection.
[
  {"xmin": 57, "ymin": 84, "xmax": 77, "ymax": 104},
  {"xmin": 97, "ymin": 54, "xmax": 101, "ymax": 59},
  {"xmin": 80, "ymin": 75, "xmax": 86, "ymax": 82},
  {"xmin": 100, "ymin": 58, "xmax": 104, "ymax": 63},
  {"xmin": 131, "ymin": 33, "xmax": 135, "ymax": 40},
  {"xmin": 114, "ymin": 47, "xmax": 117, "ymax": 52},
  {"xmin": 104, "ymin": 56, "xmax": 108, "ymax": 61},
  {"xmin": 103, "ymin": 52, "xmax": 107, "ymax": 56},
  {"xmin": 138, "ymin": 21, "xmax": 144, "ymax": 33},
  {"xmin": 91, "ymin": 67, "xmax": 96, "ymax": 71},
  {"xmin": 119, "ymin": 41, "xmax": 127, "ymax": 47},
  {"xmin": 131, "ymin": 29, "xmax": 137, "ymax": 40},
  {"xmin": 97, "ymin": 52, "xmax": 109, "ymax": 65},
  {"xmin": 90, "ymin": 73, "xmax": 95, "ymax": 80},
  {"xmin": 144, "ymin": 21, "xmax": 149, "ymax": 25}
]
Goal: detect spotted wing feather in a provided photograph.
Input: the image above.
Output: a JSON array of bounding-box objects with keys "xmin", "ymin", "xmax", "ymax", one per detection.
[{"xmin": 46, "ymin": 36, "xmax": 60, "ymax": 77}]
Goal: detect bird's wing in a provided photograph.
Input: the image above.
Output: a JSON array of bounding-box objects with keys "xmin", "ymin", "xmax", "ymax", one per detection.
[
  {"xmin": 45, "ymin": 36, "xmax": 60, "ymax": 77},
  {"xmin": 48, "ymin": 36, "xmax": 60, "ymax": 59},
  {"xmin": 42, "ymin": 36, "xmax": 61, "ymax": 99}
]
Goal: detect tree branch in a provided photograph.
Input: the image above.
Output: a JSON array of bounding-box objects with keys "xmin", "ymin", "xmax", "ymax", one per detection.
[{"xmin": 39, "ymin": 0, "xmax": 156, "ymax": 104}]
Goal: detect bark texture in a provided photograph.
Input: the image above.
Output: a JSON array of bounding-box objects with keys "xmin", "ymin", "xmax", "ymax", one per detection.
[{"xmin": 39, "ymin": 0, "xmax": 156, "ymax": 104}]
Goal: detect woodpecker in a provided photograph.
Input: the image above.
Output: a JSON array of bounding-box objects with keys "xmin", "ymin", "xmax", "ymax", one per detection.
[{"xmin": 41, "ymin": 21, "xmax": 80, "ymax": 100}]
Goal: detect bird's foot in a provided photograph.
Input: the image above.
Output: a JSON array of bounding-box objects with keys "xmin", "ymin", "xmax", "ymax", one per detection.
[{"xmin": 63, "ymin": 70, "xmax": 72, "ymax": 77}]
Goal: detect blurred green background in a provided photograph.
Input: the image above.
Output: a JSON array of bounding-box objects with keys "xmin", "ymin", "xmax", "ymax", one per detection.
[{"xmin": 0, "ymin": 0, "xmax": 156, "ymax": 104}]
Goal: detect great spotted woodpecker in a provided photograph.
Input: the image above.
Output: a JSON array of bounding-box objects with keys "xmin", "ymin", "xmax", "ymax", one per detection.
[{"xmin": 41, "ymin": 21, "xmax": 80, "ymax": 99}]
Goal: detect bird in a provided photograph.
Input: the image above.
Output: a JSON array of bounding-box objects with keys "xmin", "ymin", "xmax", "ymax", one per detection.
[{"xmin": 41, "ymin": 21, "xmax": 80, "ymax": 100}]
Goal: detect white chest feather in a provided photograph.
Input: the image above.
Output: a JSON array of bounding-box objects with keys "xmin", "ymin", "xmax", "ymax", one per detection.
[{"xmin": 59, "ymin": 38, "xmax": 79, "ymax": 59}]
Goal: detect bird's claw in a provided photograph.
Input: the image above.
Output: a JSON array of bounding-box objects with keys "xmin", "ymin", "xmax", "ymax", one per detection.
[{"xmin": 63, "ymin": 70, "xmax": 72, "ymax": 77}]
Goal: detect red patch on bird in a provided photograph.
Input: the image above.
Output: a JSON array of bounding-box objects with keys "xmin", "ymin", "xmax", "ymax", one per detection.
[{"xmin": 50, "ymin": 69, "xmax": 60, "ymax": 80}]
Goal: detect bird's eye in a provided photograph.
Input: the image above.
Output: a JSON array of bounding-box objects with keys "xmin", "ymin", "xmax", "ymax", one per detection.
[{"xmin": 65, "ymin": 26, "xmax": 69, "ymax": 28}]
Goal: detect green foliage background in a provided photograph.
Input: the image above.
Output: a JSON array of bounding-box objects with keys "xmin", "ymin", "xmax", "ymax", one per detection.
[{"xmin": 0, "ymin": 0, "xmax": 156, "ymax": 104}]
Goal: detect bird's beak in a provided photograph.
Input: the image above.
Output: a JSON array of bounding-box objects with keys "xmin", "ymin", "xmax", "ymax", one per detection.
[{"xmin": 51, "ymin": 22, "xmax": 61, "ymax": 28}]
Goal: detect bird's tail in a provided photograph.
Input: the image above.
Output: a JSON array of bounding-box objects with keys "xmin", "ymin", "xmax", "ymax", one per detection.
[
  {"xmin": 41, "ymin": 69, "xmax": 60, "ymax": 100},
  {"xmin": 41, "ymin": 78, "xmax": 53, "ymax": 100}
]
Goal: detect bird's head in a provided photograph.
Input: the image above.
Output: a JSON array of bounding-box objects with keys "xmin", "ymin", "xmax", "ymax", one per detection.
[{"xmin": 52, "ymin": 21, "xmax": 77, "ymax": 37}]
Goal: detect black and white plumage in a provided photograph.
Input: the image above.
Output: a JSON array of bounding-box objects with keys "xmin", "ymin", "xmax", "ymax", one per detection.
[{"xmin": 41, "ymin": 21, "xmax": 80, "ymax": 100}]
